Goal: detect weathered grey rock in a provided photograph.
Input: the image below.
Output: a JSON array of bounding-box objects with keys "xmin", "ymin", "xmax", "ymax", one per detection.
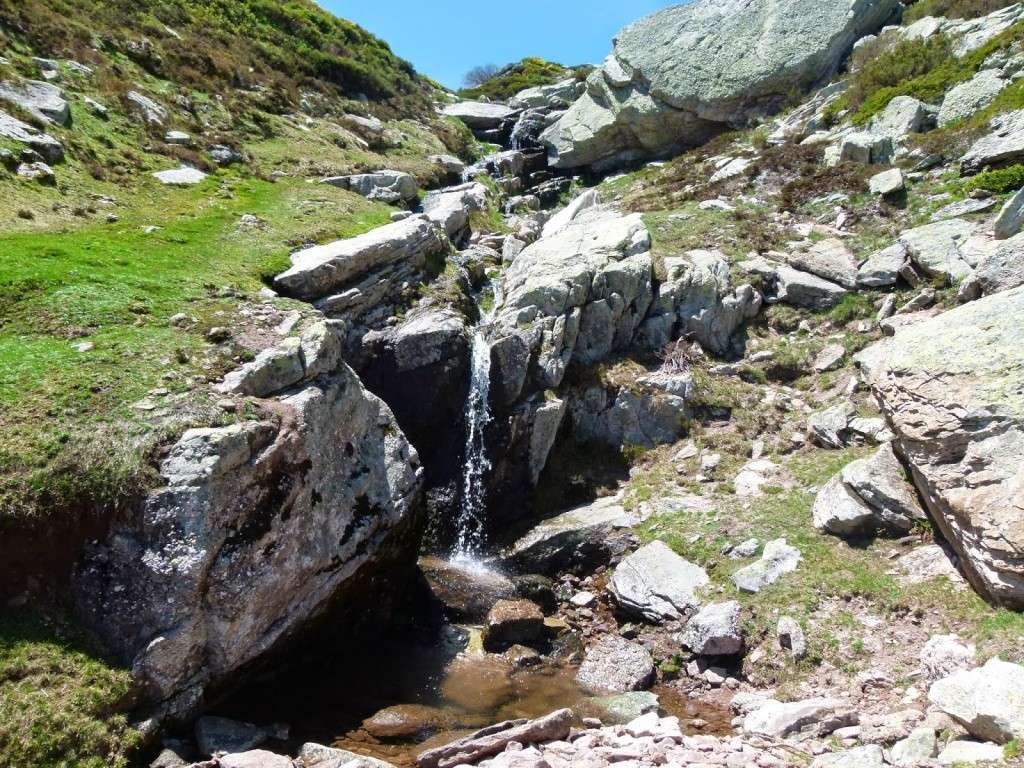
[
  {"xmin": 483, "ymin": 599, "xmax": 545, "ymax": 652},
  {"xmin": 585, "ymin": 691, "xmax": 660, "ymax": 724},
  {"xmin": 808, "ymin": 402, "xmax": 856, "ymax": 449},
  {"xmin": 0, "ymin": 109, "xmax": 63, "ymax": 163},
  {"xmin": 210, "ymin": 145, "xmax": 243, "ymax": 166},
  {"xmin": 429, "ymin": 154, "xmax": 466, "ymax": 176},
  {"xmin": 195, "ymin": 717, "xmax": 269, "ymax": 756},
  {"xmin": 813, "ymin": 474, "xmax": 877, "ymax": 537},
  {"xmin": 774, "ymin": 264, "xmax": 848, "ymax": 309},
  {"xmin": 323, "ymin": 170, "xmax": 418, "ymax": 204},
  {"xmin": 274, "ymin": 215, "xmax": 449, "ymax": 303},
  {"xmin": 153, "ymin": 166, "xmax": 208, "ymax": 185},
  {"xmin": 416, "ymin": 709, "xmax": 572, "ymax": 768},
  {"xmin": 777, "ymin": 616, "xmax": 807, "ymax": 659},
  {"xmin": 681, "ymin": 601, "xmax": 743, "ymax": 656},
  {"xmin": 939, "ymin": 69, "xmax": 1008, "ymax": 127},
  {"xmin": 856, "ymin": 287, "xmax": 1024, "ymax": 606},
  {"xmin": 542, "ymin": 189, "xmax": 601, "ymax": 238},
  {"xmin": 501, "ymin": 496, "xmax": 643, "ymax": 574},
  {"xmin": 73, "ymin": 361, "xmax": 423, "ymax": 720},
  {"xmin": 931, "ymin": 197, "xmax": 997, "ymax": 222},
  {"xmin": 967, "ymin": 231, "xmax": 1024, "ymax": 297},
  {"xmin": 541, "ymin": 0, "xmax": 900, "ymax": 169},
  {"xmin": 962, "ymin": 109, "xmax": 1024, "ymax": 175},
  {"xmin": 576, "ymin": 635, "xmax": 656, "ymax": 694},
  {"xmin": 732, "ymin": 538, "xmax": 801, "ymax": 593},
  {"xmin": 164, "ymin": 130, "xmax": 192, "ymax": 146},
  {"xmin": 835, "ymin": 132, "xmax": 894, "ymax": 165},
  {"xmin": 420, "ymin": 557, "xmax": 516, "ymax": 622},
  {"xmin": 890, "ymin": 727, "xmax": 939, "ymax": 766},
  {"xmin": 858, "ymin": 242, "xmax": 907, "ymax": 288},
  {"xmin": 511, "ymin": 78, "xmax": 585, "ymax": 110},
  {"xmin": 995, "ymin": 187, "xmax": 1024, "ymax": 239},
  {"xmin": 869, "ymin": 168, "xmax": 905, "ymax": 197},
  {"xmin": 937, "ymin": 740, "xmax": 1005, "ymax": 765},
  {"xmin": 0, "ymin": 79, "xmax": 69, "ymax": 125},
  {"xmin": 814, "ymin": 344, "xmax": 847, "ymax": 373},
  {"xmin": 125, "ymin": 90, "xmax": 168, "ymax": 126},
  {"xmin": 18, "ymin": 160, "xmax": 55, "ymax": 183},
  {"xmin": 608, "ymin": 541, "xmax": 709, "ymax": 622},
  {"xmin": 787, "ymin": 239, "xmax": 859, "ymax": 290},
  {"xmin": 216, "ymin": 337, "xmax": 305, "ymax": 397},
  {"xmin": 301, "ymin": 742, "xmax": 396, "ymax": 768},
  {"xmin": 929, "ymin": 658, "xmax": 1024, "ymax": 743},
  {"xmin": 442, "ymin": 101, "xmax": 516, "ymax": 130},
  {"xmin": 218, "ymin": 751, "xmax": 292, "ymax": 768},
  {"xmin": 421, "ymin": 182, "xmax": 488, "ymax": 242},
  {"xmin": 921, "ymin": 634, "xmax": 976, "ymax": 682},
  {"xmin": 811, "ymin": 745, "xmax": 885, "ymax": 768},
  {"xmin": 870, "ymin": 96, "xmax": 936, "ymax": 140},
  {"xmin": 743, "ymin": 697, "xmax": 849, "ymax": 738},
  {"xmin": 899, "ymin": 219, "xmax": 976, "ymax": 283},
  {"xmin": 841, "ymin": 443, "xmax": 926, "ymax": 531}
]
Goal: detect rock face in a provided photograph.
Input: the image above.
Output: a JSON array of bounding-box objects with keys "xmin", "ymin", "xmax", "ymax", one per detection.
[
  {"xmin": 0, "ymin": 109, "xmax": 63, "ymax": 162},
  {"xmin": 73, "ymin": 357, "xmax": 423, "ymax": 719},
  {"xmin": 541, "ymin": 0, "xmax": 900, "ymax": 169},
  {"xmin": 323, "ymin": 170, "xmax": 418, "ymax": 204},
  {"xmin": 928, "ymin": 658, "xmax": 1024, "ymax": 743},
  {"xmin": 273, "ymin": 215, "xmax": 450, "ymax": 322},
  {"xmin": 856, "ymin": 287, "xmax": 1024, "ymax": 607},
  {"xmin": 608, "ymin": 541, "xmax": 709, "ymax": 622},
  {"xmin": 442, "ymin": 101, "xmax": 516, "ymax": 130}
]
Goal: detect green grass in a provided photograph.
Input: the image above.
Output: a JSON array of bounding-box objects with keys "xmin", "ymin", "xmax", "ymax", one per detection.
[
  {"xmin": 0, "ymin": 610, "xmax": 139, "ymax": 768},
  {"xmin": 0, "ymin": 174, "xmax": 392, "ymax": 522}
]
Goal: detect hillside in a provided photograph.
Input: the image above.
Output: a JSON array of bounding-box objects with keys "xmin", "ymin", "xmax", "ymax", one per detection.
[{"xmin": 459, "ymin": 57, "xmax": 588, "ymax": 102}]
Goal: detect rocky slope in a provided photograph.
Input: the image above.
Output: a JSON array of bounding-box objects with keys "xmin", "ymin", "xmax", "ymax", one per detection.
[{"xmin": 5, "ymin": 0, "xmax": 1024, "ymax": 767}]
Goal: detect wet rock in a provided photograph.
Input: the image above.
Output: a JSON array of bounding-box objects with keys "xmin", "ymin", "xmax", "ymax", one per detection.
[
  {"xmin": 512, "ymin": 575, "xmax": 557, "ymax": 615},
  {"xmin": 363, "ymin": 704, "xmax": 452, "ymax": 741},
  {"xmin": 608, "ymin": 541, "xmax": 709, "ymax": 622},
  {"xmin": 856, "ymin": 287, "xmax": 1024, "ymax": 607},
  {"xmin": 501, "ymin": 496, "xmax": 643, "ymax": 575},
  {"xmin": 680, "ymin": 601, "xmax": 743, "ymax": 656},
  {"xmin": 420, "ymin": 557, "xmax": 517, "ymax": 622},
  {"xmin": 441, "ymin": 655, "xmax": 515, "ymax": 712},
  {"xmin": 732, "ymin": 538, "xmax": 801, "ymax": 593},
  {"xmin": 541, "ymin": 0, "xmax": 899, "ymax": 169},
  {"xmin": 323, "ymin": 170, "xmax": 419, "ymax": 205},
  {"xmin": 777, "ymin": 616, "xmax": 807, "ymax": 660},
  {"xmin": 576, "ymin": 635, "xmax": 656, "ymax": 694},
  {"xmin": 929, "ymin": 658, "xmax": 1024, "ymax": 743},
  {"xmin": 195, "ymin": 717, "xmax": 269, "ymax": 756},
  {"xmin": 743, "ymin": 697, "xmax": 853, "ymax": 739},
  {"xmin": 504, "ymin": 644, "xmax": 541, "ymax": 668},
  {"xmin": 416, "ymin": 708, "xmax": 573, "ymax": 768},
  {"xmin": 584, "ymin": 691, "xmax": 660, "ymax": 724},
  {"xmin": 483, "ymin": 599, "xmax": 545, "ymax": 652}
]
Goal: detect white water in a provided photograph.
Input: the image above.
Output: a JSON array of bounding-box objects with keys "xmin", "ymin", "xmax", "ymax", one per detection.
[{"xmin": 452, "ymin": 324, "xmax": 494, "ymax": 561}]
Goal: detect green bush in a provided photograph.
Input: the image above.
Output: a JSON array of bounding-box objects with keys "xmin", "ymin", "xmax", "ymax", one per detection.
[
  {"xmin": 460, "ymin": 57, "xmax": 574, "ymax": 101},
  {"xmin": 962, "ymin": 163, "xmax": 1024, "ymax": 192},
  {"xmin": 904, "ymin": 0, "xmax": 1019, "ymax": 23}
]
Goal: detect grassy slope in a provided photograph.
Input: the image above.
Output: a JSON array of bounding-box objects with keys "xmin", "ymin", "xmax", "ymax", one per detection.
[{"xmin": 459, "ymin": 57, "xmax": 584, "ymax": 101}]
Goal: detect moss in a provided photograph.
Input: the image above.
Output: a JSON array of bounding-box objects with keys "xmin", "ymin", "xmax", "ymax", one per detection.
[{"xmin": 0, "ymin": 610, "xmax": 140, "ymax": 768}]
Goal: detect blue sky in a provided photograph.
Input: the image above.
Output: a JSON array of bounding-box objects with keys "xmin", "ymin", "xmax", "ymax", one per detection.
[{"xmin": 318, "ymin": 1, "xmax": 674, "ymax": 89}]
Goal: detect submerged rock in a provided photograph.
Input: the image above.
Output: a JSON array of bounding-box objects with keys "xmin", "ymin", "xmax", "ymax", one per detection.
[{"xmin": 482, "ymin": 599, "xmax": 545, "ymax": 652}]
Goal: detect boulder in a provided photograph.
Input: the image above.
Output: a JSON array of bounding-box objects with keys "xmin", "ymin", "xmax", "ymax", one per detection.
[
  {"xmin": 939, "ymin": 69, "xmax": 1008, "ymax": 127},
  {"xmin": 420, "ymin": 557, "xmax": 517, "ymax": 622},
  {"xmin": 541, "ymin": 189, "xmax": 601, "ymax": 238},
  {"xmin": 584, "ymin": 691, "xmax": 660, "ymax": 724},
  {"xmin": 743, "ymin": 697, "xmax": 851, "ymax": 739},
  {"xmin": 125, "ymin": 90, "xmax": 168, "ymax": 126},
  {"xmin": 362, "ymin": 704, "xmax": 452, "ymax": 741},
  {"xmin": 890, "ymin": 727, "xmax": 939, "ymax": 766},
  {"xmin": 73, "ymin": 361, "xmax": 423, "ymax": 719},
  {"xmin": 0, "ymin": 109, "xmax": 63, "ymax": 163},
  {"xmin": 680, "ymin": 601, "xmax": 743, "ymax": 656},
  {"xmin": 215, "ymin": 337, "xmax": 306, "ymax": 398},
  {"xmin": 857, "ymin": 242, "xmax": 907, "ymax": 288},
  {"xmin": 442, "ymin": 101, "xmax": 516, "ymax": 130},
  {"xmin": 483, "ymin": 599, "xmax": 545, "ymax": 652},
  {"xmin": 274, "ymin": 215, "xmax": 449, "ymax": 304},
  {"xmin": 962, "ymin": 109, "xmax": 1024, "ymax": 175},
  {"xmin": 210, "ymin": 145, "xmax": 244, "ymax": 166},
  {"xmin": 835, "ymin": 132, "xmax": 894, "ymax": 165},
  {"xmin": 421, "ymin": 182, "xmax": 488, "ymax": 242},
  {"xmin": 732, "ymin": 538, "xmax": 801, "ymax": 593},
  {"xmin": 869, "ymin": 168, "xmax": 904, "ymax": 197},
  {"xmin": 218, "ymin": 751, "xmax": 292, "ymax": 768},
  {"xmin": 928, "ymin": 658, "xmax": 1024, "ymax": 743},
  {"xmin": 996, "ymin": 188, "xmax": 1024, "ymax": 241},
  {"xmin": 841, "ymin": 443, "xmax": 926, "ymax": 529},
  {"xmin": 153, "ymin": 166, "xmax": 208, "ymax": 185},
  {"xmin": 576, "ymin": 635, "xmax": 656, "ymax": 694},
  {"xmin": 787, "ymin": 239, "xmax": 859, "ymax": 289},
  {"xmin": 807, "ymin": 402, "xmax": 856, "ymax": 449},
  {"xmin": 965, "ymin": 231, "xmax": 1024, "ymax": 298},
  {"xmin": 812, "ymin": 474, "xmax": 877, "ymax": 537},
  {"xmin": 899, "ymin": 219, "xmax": 976, "ymax": 283},
  {"xmin": 164, "ymin": 130, "xmax": 192, "ymax": 146},
  {"xmin": 814, "ymin": 344, "xmax": 847, "ymax": 373},
  {"xmin": 323, "ymin": 170, "xmax": 418, "ymax": 204},
  {"xmin": 921, "ymin": 634, "xmax": 976, "ymax": 682},
  {"xmin": 608, "ymin": 541, "xmax": 709, "ymax": 622},
  {"xmin": 569, "ymin": 383, "xmax": 689, "ymax": 449},
  {"xmin": 0, "ymin": 79, "xmax": 69, "ymax": 125},
  {"xmin": 856, "ymin": 287, "xmax": 1024, "ymax": 607},
  {"xmin": 931, "ymin": 197, "xmax": 997, "ymax": 221},
  {"xmin": 541, "ymin": 0, "xmax": 900, "ymax": 169},
  {"xmin": 774, "ymin": 264, "xmax": 848, "ymax": 310},
  {"xmin": 415, "ymin": 709, "xmax": 572, "ymax": 768},
  {"xmin": 777, "ymin": 616, "xmax": 807, "ymax": 659},
  {"xmin": 870, "ymin": 96, "xmax": 937, "ymax": 140},
  {"xmin": 301, "ymin": 743, "xmax": 396, "ymax": 768},
  {"xmin": 500, "ymin": 495, "xmax": 643, "ymax": 574},
  {"xmin": 936, "ymin": 740, "xmax": 1005, "ymax": 765}
]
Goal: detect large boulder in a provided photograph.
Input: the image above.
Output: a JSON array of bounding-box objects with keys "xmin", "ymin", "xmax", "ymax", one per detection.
[
  {"xmin": 323, "ymin": 170, "xmax": 419, "ymax": 205},
  {"xmin": 541, "ymin": 0, "xmax": 900, "ymax": 169},
  {"xmin": 680, "ymin": 601, "xmax": 744, "ymax": 656},
  {"xmin": 856, "ymin": 287, "xmax": 1024, "ymax": 607},
  {"xmin": 73, "ymin": 359, "xmax": 423, "ymax": 720},
  {"xmin": 0, "ymin": 79, "xmax": 70, "ymax": 125},
  {"xmin": 928, "ymin": 658, "xmax": 1024, "ymax": 743},
  {"xmin": 898, "ymin": 220, "xmax": 976, "ymax": 284},
  {"xmin": 938, "ymin": 69, "xmax": 1008, "ymax": 127},
  {"xmin": 961, "ymin": 231, "xmax": 1024, "ymax": 299},
  {"xmin": 608, "ymin": 540, "xmax": 709, "ymax": 622},
  {"xmin": 273, "ymin": 215, "xmax": 450, "ymax": 320}
]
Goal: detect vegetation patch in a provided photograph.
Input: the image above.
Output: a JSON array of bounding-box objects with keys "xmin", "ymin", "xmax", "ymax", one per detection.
[
  {"xmin": 460, "ymin": 57, "xmax": 586, "ymax": 101},
  {"xmin": 904, "ymin": 0, "xmax": 1020, "ymax": 23}
]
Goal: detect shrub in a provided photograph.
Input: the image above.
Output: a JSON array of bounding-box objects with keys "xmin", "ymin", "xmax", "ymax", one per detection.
[
  {"xmin": 962, "ymin": 163, "xmax": 1024, "ymax": 192},
  {"xmin": 904, "ymin": 0, "xmax": 1019, "ymax": 23},
  {"xmin": 846, "ymin": 36, "xmax": 954, "ymax": 117},
  {"xmin": 459, "ymin": 57, "xmax": 572, "ymax": 101}
]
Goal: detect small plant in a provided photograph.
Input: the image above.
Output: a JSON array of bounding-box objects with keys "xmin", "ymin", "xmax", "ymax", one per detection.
[
  {"xmin": 1004, "ymin": 739, "xmax": 1020, "ymax": 760},
  {"xmin": 16, "ymin": 209, "xmax": 34, "ymax": 220}
]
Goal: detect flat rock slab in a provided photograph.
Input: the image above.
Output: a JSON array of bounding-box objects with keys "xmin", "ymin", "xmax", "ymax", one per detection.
[
  {"xmin": 608, "ymin": 540, "xmax": 708, "ymax": 622},
  {"xmin": 732, "ymin": 538, "xmax": 801, "ymax": 593},
  {"xmin": 442, "ymin": 101, "xmax": 516, "ymax": 130},
  {"xmin": 415, "ymin": 708, "xmax": 572, "ymax": 768},
  {"xmin": 153, "ymin": 166, "xmax": 208, "ymax": 185}
]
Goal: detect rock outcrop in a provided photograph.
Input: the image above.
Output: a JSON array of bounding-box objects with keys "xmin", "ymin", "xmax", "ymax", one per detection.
[
  {"xmin": 541, "ymin": 0, "xmax": 900, "ymax": 169},
  {"xmin": 73, "ymin": 349, "xmax": 424, "ymax": 720},
  {"xmin": 856, "ymin": 287, "xmax": 1024, "ymax": 607}
]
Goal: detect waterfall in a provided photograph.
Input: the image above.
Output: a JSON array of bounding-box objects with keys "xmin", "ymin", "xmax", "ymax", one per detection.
[{"xmin": 452, "ymin": 325, "xmax": 493, "ymax": 561}]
